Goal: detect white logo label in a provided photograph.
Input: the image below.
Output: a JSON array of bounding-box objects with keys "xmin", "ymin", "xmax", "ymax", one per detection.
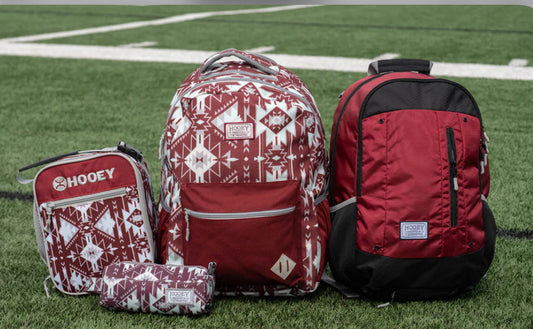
[
  {"xmin": 166, "ymin": 289, "xmax": 194, "ymax": 305},
  {"xmin": 52, "ymin": 176, "xmax": 67, "ymax": 191},
  {"xmin": 271, "ymin": 254, "xmax": 296, "ymax": 280},
  {"xmin": 400, "ymin": 221, "xmax": 428, "ymax": 240},
  {"xmin": 53, "ymin": 168, "xmax": 115, "ymax": 191},
  {"xmin": 225, "ymin": 122, "xmax": 255, "ymax": 140}
]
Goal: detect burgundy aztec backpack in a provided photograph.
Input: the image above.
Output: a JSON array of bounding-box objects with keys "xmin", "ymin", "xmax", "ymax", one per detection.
[
  {"xmin": 157, "ymin": 49, "xmax": 330, "ymax": 296},
  {"xmin": 328, "ymin": 59, "xmax": 496, "ymax": 301},
  {"xmin": 17, "ymin": 142, "xmax": 158, "ymax": 295}
]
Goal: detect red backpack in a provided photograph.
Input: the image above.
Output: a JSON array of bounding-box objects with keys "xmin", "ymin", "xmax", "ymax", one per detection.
[
  {"xmin": 328, "ymin": 59, "xmax": 496, "ymax": 301},
  {"xmin": 157, "ymin": 49, "xmax": 329, "ymax": 296}
]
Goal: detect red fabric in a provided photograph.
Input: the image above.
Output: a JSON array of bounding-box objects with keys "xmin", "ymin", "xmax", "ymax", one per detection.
[
  {"xmin": 330, "ymin": 72, "xmax": 433, "ymax": 204},
  {"xmin": 35, "ymin": 155, "xmax": 136, "ymax": 204},
  {"xmin": 331, "ymin": 71, "xmax": 488, "ymax": 260},
  {"xmin": 157, "ymin": 208, "xmax": 170, "ymax": 264},
  {"xmin": 181, "ymin": 181, "xmax": 298, "ymax": 213},
  {"xmin": 315, "ymin": 198, "xmax": 331, "ymax": 276},
  {"xmin": 180, "ymin": 181, "xmax": 301, "ymax": 287},
  {"xmin": 357, "ymin": 110, "xmax": 485, "ymax": 258}
]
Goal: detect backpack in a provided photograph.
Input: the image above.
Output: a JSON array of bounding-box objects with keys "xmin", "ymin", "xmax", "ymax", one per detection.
[
  {"xmin": 17, "ymin": 142, "xmax": 158, "ymax": 296},
  {"xmin": 328, "ymin": 59, "xmax": 496, "ymax": 301},
  {"xmin": 157, "ymin": 49, "xmax": 329, "ymax": 296}
]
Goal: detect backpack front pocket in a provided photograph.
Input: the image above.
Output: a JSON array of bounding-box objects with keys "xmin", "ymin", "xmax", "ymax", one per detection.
[{"xmin": 180, "ymin": 180, "xmax": 302, "ymax": 288}]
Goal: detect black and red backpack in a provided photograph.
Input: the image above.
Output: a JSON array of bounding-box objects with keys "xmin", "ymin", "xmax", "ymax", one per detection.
[{"xmin": 327, "ymin": 59, "xmax": 496, "ymax": 301}]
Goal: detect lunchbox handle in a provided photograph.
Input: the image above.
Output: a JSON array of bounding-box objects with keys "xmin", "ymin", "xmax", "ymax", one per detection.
[{"xmin": 17, "ymin": 141, "xmax": 142, "ymax": 184}]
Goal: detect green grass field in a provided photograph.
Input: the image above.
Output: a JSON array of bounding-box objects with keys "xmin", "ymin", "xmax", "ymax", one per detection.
[{"xmin": 0, "ymin": 5, "xmax": 532, "ymax": 329}]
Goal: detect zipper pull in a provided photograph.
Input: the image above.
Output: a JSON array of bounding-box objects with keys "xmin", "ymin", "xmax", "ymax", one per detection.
[
  {"xmin": 184, "ymin": 209, "xmax": 190, "ymax": 242},
  {"xmin": 45, "ymin": 204, "xmax": 53, "ymax": 231},
  {"xmin": 450, "ymin": 159, "xmax": 458, "ymax": 191},
  {"xmin": 451, "ymin": 162, "xmax": 458, "ymax": 191},
  {"xmin": 483, "ymin": 131, "xmax": 490, "ymax": 154},
  {"xmin": 208, "ymin": 262, "xmax": 217, "ymax": 276}
]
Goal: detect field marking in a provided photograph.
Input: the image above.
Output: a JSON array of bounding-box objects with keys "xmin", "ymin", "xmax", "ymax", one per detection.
[
  {"xmin": 508, "ymin": 59, "xmax": 529, "ymax": 67},
  {"xmin": 1, "ymin": 42, "xmax": 532, "ymax": 81},
  {"xmin": 372, "ymin": 53, "xmax": 400, "ymax": 61},
  {"xmin": 120, "ymin": 41, "xmax": 157, "ymax": 48},
  {"xmin": 0, "ymin": 5, "xmax": 319, "ymax": 43},
  {"xmin": 245, "ymin": 46, "xmax": 276, "ymax": 53},
  {"xmin": 0, "ymin": 5, "xmax": 531, "ymax": 81}
]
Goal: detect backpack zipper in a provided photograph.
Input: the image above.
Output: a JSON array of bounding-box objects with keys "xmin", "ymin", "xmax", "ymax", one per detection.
[
  {"xmin": 172, "ymin": 77, "xmax": 315, "ymax": 117},
  {"xmin": 44, "ymin": 187, "xmax": 128, "ymax": 231},
  {"xmin": 446, "ymin": 128, "xmax": 459, "ymax": 227},
  {"xmin": 183, "ymin": 206, "xmax": 296, "ymax": 241}
]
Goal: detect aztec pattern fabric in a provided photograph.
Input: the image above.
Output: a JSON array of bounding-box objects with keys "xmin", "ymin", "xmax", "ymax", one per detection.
[
  {"xmin": 158, "ymin": 49, "xmax": 330, "ymax": 296},
  {"xmin": 88, "ymin": 262, "xmax": 216, "ymax": 315},
  {"xmin": 24, "ymin": 146, "xmax": 157, "ymax": 295},
  {"xmin": 328, "ymin": 59, "xmax": 496, "ymax": 301}
]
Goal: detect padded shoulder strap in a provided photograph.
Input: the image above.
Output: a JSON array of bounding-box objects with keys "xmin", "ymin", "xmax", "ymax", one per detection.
[{"xmin": 321, "ymin": 272, "xmax": 361, "ymax": 298}]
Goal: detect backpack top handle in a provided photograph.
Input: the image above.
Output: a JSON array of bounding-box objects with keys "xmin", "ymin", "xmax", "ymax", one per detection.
[{"xmin": 368, "ymin": 59, "xmax": 433, "ymax": 76}]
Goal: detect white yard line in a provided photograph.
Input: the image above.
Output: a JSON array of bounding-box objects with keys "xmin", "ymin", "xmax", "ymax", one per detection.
[
  {"xmin": 0, "ymin": 5, "xmax": 319, "ymax": 43},
  {"xmin": 372, "ymin": 53, "xmax": 400, "ymax": 61},
  {"xmin": 0, "ymin": 5, "xmax": 530, "ymax": 81},
  {"xmin": 245, "ymin": 46, "xmax": 276, "ymax": 53},
  {"xmin": 508, "ymin": 59, "xmax": 529, "ymax": 67},
  {"xmin": 119, "ymin": 41, "xmax": 158, "ymax": 48},
  {"xmin": 1, "ymin": 42, "xmax": 532, "ymax": 80}
]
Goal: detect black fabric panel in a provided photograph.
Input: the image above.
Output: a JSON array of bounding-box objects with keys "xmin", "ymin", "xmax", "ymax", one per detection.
[
  {"xmin": 362, "ymin": 79, "xmax": 481, "ymax": 119},
  {"xmin": 334, "ymin": 246, "xmax": 491, "ymax": 301},
  {"xmin": 328, "ymin": 202, "xmax": 359, "ymax": 286}
]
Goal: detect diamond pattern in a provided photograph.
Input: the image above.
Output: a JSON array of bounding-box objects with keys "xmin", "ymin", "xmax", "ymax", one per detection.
[
  {"xmin": 260, "ymin": 106, "xmax": 291, "ymax": 134},
  {"xmin": 185, "ymin": 144, "xmax": 217, "ymax": 176},
  {"xmin": 271, "ymin": 254, "xmax": 296, "ymax": 280}
]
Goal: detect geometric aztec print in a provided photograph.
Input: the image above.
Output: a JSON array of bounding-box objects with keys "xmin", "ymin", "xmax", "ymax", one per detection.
[
  {"xmin": 88, "ymin": 262, "xmax": 215, "ymax": 315},
  {"xmin": 158, "ymin": 49, "xmax": 330, "ymax": 296},
  {"xmin": 39, "ymin": 185, "xmax": 154, "ymax": 294}
]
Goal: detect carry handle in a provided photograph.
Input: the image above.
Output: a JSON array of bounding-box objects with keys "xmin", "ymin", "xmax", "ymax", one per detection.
[
  {"xmin": 368, "ymin": 59, "xmax": 433, "ymax": 76},
  {"xmin": 17, "ymin": 151, "xmax": 80, "ymax": 184},
  {"xmin": 16, "ymin": 141, "xmax": 143, "ymax": 185},
  {"xmin": 117, "ymin": 141, "xmax": 143, "ymax": 162},
  {"xmin": 199, "ymin": 49, "xmax": 277, "ymax": 76}
]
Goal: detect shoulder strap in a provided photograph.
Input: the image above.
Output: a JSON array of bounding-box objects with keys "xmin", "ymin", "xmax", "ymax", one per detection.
[{"xmin": 321, "ymin": 272, "xmax": 361, "ymax": 298}]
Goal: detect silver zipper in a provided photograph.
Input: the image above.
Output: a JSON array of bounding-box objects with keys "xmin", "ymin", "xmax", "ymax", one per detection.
[
  {"xmin": 183, "ymin": 206, "xmax": 296, "ymax": 241},
  {"xmin": 45, "ymin": 187, "xmax": 127, "ymax": 230}
]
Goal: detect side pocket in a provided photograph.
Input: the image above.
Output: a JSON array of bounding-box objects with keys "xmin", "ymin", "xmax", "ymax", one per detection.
[
  {"xmin": 481, "ymin": 197, "xmax": 496, "ymax": 269},
  {"xmin": 329, "ymin": 197, "xmax": 358, "ymax": 286},
  {"xmin": 315, "ymin": 198, "xmax": 331, "ymax": 278}
]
